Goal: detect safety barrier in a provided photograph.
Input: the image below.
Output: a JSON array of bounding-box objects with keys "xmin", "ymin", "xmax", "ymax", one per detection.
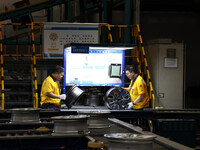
[{"xmin": 135, "ymin": 24, "xmax": 155, "ymax": 108}]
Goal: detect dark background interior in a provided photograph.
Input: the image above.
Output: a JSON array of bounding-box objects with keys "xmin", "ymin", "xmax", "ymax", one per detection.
[{"xmin": 139, "ymin": 0, "xmax": 200, "ymax": 108}]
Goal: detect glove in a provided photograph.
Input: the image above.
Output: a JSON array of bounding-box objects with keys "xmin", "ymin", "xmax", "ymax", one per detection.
[
  {"xmin": 128, "ymin": 102, "xmax": 134, "ymax": 109},
  {"xmin": 60, "ymin": 94, "xmax": 66, "ymax": 100}
]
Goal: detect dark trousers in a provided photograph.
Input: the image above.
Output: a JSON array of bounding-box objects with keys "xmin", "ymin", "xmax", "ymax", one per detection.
[{"xmin": 41, "ymin": 103, "xmax": 60, "ymax": 111}]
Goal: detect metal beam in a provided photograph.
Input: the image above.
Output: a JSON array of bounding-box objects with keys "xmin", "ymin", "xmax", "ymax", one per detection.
[{"xmin": 0, "ymin": 0, "xmax": 68, "ymax": 21}]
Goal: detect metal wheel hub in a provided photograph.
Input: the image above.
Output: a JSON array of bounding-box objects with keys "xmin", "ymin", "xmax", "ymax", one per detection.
[{"xmin": 105, "ymin": 87, "xmax": 130, "ymax": 110}]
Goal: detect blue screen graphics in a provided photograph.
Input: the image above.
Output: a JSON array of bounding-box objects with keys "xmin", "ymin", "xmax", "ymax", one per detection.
[{"xmin": 64, "ymin": 46, "xmax": 125, "ymax": 87}]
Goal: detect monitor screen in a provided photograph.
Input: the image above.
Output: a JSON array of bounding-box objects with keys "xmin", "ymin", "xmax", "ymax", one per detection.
[
  {"xmin": 64, "ymin": 46, "xmax": 125, "ymax": 87},
  {"xmin": 109, "ymin": 64, "xmax": 121, "ymax": 78}
]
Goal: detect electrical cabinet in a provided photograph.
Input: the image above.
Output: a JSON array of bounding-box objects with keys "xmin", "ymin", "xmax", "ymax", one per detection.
[{"xmin": 146, "ymin": 40, "xmax": 185, "ymax": 108}]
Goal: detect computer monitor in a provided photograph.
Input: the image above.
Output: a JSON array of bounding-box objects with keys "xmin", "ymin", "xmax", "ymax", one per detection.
[
  {"xmin": 109, "ymin": 64, "xmax": 121, "ymax": 78},
  {"xmin": 63, "ymin": 44, "xmax": 132, "ymax": 88}
]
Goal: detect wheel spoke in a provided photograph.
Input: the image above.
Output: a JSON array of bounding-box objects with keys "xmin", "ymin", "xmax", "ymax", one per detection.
[{"xmin": 105, "ymin": 87, "xmax": 131, "ymax": 110}]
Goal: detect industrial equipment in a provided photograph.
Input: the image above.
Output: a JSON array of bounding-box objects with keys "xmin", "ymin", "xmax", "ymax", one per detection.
[{"xmin": 0, "ymin": 108, "xmax": 194, "ymax": 150}]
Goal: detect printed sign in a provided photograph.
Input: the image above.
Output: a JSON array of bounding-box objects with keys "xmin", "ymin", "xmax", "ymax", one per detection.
[{"xmin": 43, "ymin": 22, "xmax": 99, "ymax": 59}]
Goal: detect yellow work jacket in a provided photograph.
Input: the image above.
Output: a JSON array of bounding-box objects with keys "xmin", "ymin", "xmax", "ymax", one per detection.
[
  {"xmin": 129, "ymin": 75, "xmax": 149, "ymax": 109},
  {"xmin": 40, "ymin": 75, "xmax": 61, "ymax": 107}
]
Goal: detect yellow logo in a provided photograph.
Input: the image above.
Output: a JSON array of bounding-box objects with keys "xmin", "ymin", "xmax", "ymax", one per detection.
[{"xmin": 49, "ymin": 33, "xmax": 58, "ymax": 41}]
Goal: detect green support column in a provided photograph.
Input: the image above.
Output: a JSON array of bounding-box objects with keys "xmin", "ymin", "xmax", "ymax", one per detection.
[
  {"xmin": 125, "ymin": 0, "xmax": 132, "ymax": 44},
  {"xmin": 103, "ymin": 0, "xmax": 107, "ymax": 23},
  {"xmin": 101, "ymin": 0, "xmax": 108, "ymax": 44},
  {"xmin": 48, "ymin": 7, "xmax": 53, "ymax": 22},
  {"xmin": 125, "ymin": 0, "xmax": 132, "ymax": 64}
]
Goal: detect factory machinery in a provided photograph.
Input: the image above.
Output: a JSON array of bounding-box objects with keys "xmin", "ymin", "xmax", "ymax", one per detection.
[
  {"xmin": 0, "ymin": 84, "xmax": 197, "ymax": 150},
  {"xmin": 0, "ymin": 106, "xmax": 196, "ymax": 150}
]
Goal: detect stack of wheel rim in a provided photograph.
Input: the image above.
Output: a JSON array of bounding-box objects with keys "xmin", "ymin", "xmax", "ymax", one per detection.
[
  {"xmin": 104, "ymin": 133, "xmax": 157, "ymax": 150},
  {"xmin": 10, "ymin": 108, "xmax": 41, "ymax": 123},
  {"xmin": 78, "ymin": 110, "xmax": 111, "ymax": 129},
  {"xmin": 51, "ymin": 115, "xmax": 89, "ymax": 135}
]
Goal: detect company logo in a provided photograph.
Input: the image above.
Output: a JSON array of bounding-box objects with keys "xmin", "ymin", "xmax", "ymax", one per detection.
[{"xmin": 49, "ymin": 33, "xmax": 58, "ymax": 41}]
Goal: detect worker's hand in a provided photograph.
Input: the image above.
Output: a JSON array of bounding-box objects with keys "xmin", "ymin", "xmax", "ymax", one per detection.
[
  {"xmin": 60, "ymin": 94, "xmax": 66, "ymax": 100},
  {"xmin": 127, "ymin": 102, "xmax": 134, "ymax": 109}
]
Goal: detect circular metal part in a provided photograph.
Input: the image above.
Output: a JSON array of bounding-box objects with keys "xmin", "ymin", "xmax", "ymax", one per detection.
[
  {"xmin": 10, "ymin": 108, "xmax": 41, "ymax": 123},
  {"xmin": 104, "ymin": 133, "xmax": 156, "ymax": 150},
  {"xmin": 51, "ymin": 115, "xmax": 89, "ymax": 135},
  {"xmin": 105, "ymin": 87, "xmax": 130, "ymax": 110},
  {"xmin": 84, "ymin": 93, "xmax": 104, "ymax": 106},
  {"xmin": 78, "ymin": 110, "xmax": 111, "ymax": 129},
  {"xmin": 64, "ymin": 84, "xmax": 84, "ymax": 109}
]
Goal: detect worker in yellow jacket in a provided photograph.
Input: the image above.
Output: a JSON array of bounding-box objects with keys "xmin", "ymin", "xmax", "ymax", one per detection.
[
  {"xmin": 40, "ymin": 65, "xmax": 66, "ymax": 111},
  {"xmin": 124, "ymin": 65, "xmax": 149, "ymax": 110}
]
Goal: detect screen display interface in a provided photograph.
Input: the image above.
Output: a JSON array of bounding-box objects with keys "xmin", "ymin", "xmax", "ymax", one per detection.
[
  {"xmin": 64, "ymin": 47, "xmax": 125, "ymax": 87},
  {"xmin": 110, "ymin": 64, "xmax": 121, "ymax": 77}
]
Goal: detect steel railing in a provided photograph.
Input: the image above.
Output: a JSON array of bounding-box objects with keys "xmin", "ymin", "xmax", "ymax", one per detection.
[
  {"xmin": 0, "ymin": 22, "xmax": 42, "ymax": 109},
  {"xmin": 0, "ymin": 22, "xmax": 155, "ymax": 109}
]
